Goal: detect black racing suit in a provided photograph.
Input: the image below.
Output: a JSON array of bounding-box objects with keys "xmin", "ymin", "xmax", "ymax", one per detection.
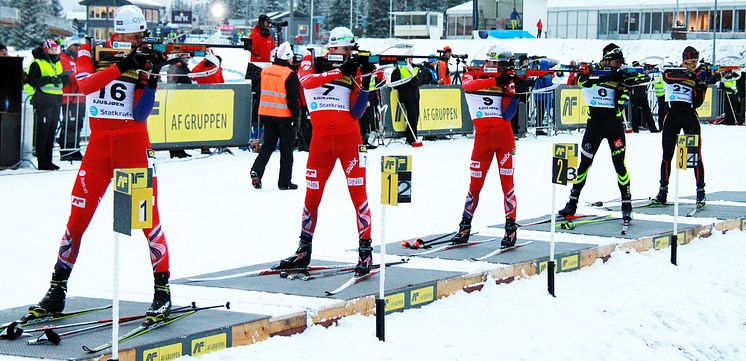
[
  {"xmin": 569, "ymin": 69, "xmax": 632, "ymax": 200},
  {"xmin": 658, "ymin": 69, "xmax": 707, "ymax": 191}
]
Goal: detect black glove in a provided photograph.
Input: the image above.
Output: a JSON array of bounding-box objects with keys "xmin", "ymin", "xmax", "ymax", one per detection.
[
  {"xmin": 146, "ymin": 66, "xmax": 162, "ymax": 89},
  {"xmin": 495, "ymin": 72, "xmax": 512, "ymax": 85},
  {"xmin": 339, "ymin": 60, "xmax": 359, "ymax": 77},
  {"xmin": 362, "ymin": 76, "xmax": 372, "ymax": 90},
  {"xmin": 116, "ymin": 51, "xmax": 141, "ymax": 73}
]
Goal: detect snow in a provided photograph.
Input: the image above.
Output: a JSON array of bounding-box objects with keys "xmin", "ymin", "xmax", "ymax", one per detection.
[{"xmin": 2, "ymin": 37, "xmax": 746, "ymax": 360}]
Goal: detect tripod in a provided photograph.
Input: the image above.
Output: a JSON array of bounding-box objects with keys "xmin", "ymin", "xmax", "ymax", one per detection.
[{"xmin": 451, "ymin": 57, "xmax": 468, "ymax": 85}]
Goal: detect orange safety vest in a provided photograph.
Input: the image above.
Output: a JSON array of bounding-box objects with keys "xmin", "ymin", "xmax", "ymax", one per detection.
[{"xmin": 258, "ymin": 64, "xmax": 293, "ymax": 118}]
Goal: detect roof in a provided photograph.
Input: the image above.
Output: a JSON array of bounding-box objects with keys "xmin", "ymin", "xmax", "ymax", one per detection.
[
  {"xmin": 446, "ymin": 1, "xmax": 472, "ymax": 15},
  {"xmin": 78, "ymin": 0, "xmax": 165, "ymax": 9},
  {"xmin": 548, "ymin": 0, "xmax": 746, "ymax": 10}
]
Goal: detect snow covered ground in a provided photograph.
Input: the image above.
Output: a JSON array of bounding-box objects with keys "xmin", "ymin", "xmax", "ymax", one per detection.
[
  {"xmin": 1, "ymin": 123, "xmax": 746, "ymax": 360},
  {"xmin": 2, "ymin": 37, "xmax": 746, "ymax": 360}
]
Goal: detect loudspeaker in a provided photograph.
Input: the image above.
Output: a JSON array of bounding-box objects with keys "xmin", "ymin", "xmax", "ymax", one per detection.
[{"xmin": 0, "ymin": 112, "xmax": 21, "ymax": 169}]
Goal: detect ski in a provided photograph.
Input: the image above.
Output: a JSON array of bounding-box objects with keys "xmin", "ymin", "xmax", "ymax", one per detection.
[
  {"xmin": 471, "ymin": 241, "xmax": 533, "ymax": 261},
  {"xmin": 414, "ymin": 237, "xmax": 497, "ymax": 256},
  {"xmin": 621, "ymin": 219, "xmax": 631, "ymax": 235},
  {"xmin": 82, "ymin": 303, "xmax": 228, "ymax": 353},
  {"xmin": 324, "ymin": 271, "xmax": 380, "ymax": 296},
  {"xmin": 558, "ymin": 215, "xmax": 615, "ymax": 230},
  {"xmin": 287, "ymin": 260, "xmax": 408, "ymax": 281},
  {"xmin": 687, "ymin": 204, "xmax": 706, "ymax": 217},
  {"xmin": 518, "ymin": 214, "xmax": 598, "ymax": 227},
  {"xmin": 22, "ymin": 304, "xmax": 196, "ymax": 344},
  {"xmin": 587, "ymin": 197, "xmax": 651, "ymax": 207},
  {"xmin": 185, "ymin": 263, "xmax": 356, "ymax": 282},
  {"xmin": 1, "ymin": 304, "xmax": 112, "ymax": 340},
  {"xmin": 400, "ymin": 232, "xmax": 457, "ymax": 249}
]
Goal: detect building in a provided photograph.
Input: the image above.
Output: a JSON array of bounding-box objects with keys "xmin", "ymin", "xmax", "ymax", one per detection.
[
  {"xmin": 79, "ymin": 0, "xmax": 165, "ymax": 40},
  {"xmin": 392, "ymin": 11, "xmax": 444, "ymax": 39},
  {"xmin": 445, "ymin": 1, "xmax": 547, "ymax": 39},
  {"xmin": 547, "ymin": 0, "xmax": 746, "ymax": 39}
]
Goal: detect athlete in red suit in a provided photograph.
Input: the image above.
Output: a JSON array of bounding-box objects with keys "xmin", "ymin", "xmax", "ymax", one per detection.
[
  {"xmin": 273, "ymin": 27, "xmax": 376, "ymax": 276},
  {"xmin": 26, "ymin": 5, "xmax": 172, "ymax": 322},
  {"xmin": 449, "ymin": 47, "xmax": 521, "ymax": 249}
]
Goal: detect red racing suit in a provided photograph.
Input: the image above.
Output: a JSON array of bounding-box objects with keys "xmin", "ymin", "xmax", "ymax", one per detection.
[
  {"xmin": 54, "ymin": 43, "xmax": 169, "ymax": 274},
  {"xmin": 297, "ymin": 54, "xmax": 371, "ymax": 240},
  {"xmin": 460, "ymin": 69, "xmax": 520, "ymax": 220}
]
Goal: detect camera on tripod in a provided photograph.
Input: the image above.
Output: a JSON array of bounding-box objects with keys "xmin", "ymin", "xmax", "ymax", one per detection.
[{"xmin": 270, "ymin": 20, "xmax": 288, "ymax": 29}]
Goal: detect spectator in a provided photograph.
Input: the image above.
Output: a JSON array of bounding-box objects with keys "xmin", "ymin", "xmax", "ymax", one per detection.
[
  {"xmin": 59, "ymin": 37, "xmax": 84, "ymax": 161},
  {"xmin": 418, "ymin": 55, "xmax": 439, "ymax": 85},
  {"xmin": 391, "ymin": 57, "xmax": 422, "ymax": 146},
  {"xmin": 511, "ymin": 8, "xmax": 521, "ymax": 30},
  {"xmin": 27, "ymin": 40, "xmax": 67, "ymax": 170},
  {"xmin": 192, "ymin": 51, "xmax": 228, "ymax": 154},
  {"xmin": 629, "ymin": 61, "xmax": 658, "ymax": 133},
  {"xmin": 533, "ymin": 59, "xmax": 553, "ymax": 135},
  {"xmin": 537, "ymin": 18, "xmax": 543, "ymax": 38},
  {"xmin": 359, "ymin": 69, "xmax": 384, "ymax": 149},
  {"xmin": 249, "ymin": 14, "xmax": 276, "ymax": 63},
  {"xmin": 250, "ymin": 42, "xmax": 300, "ymax": 190},
  {"xmin": 438, "ymin": 46, "xmax": 452, "ymax": 85},
  {"xmin": 166, "ymin": 56, "xmax": 192, "ymax": 159},
  {"xmin": 0, "ymin": 43, "xmax": 8, "ymax": 57}
]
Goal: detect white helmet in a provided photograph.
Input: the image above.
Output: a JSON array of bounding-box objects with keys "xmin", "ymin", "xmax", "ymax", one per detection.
[
  {"xmin": 114, "ymin": 5, "xmax": 147, "ymax": 34},
  {"xmin": 205, "ymin": 52, "xmax": 220, "ymax": 66},
  {"xmin": 275, "ymin": 42, "xmax": 294, "ymax": 61},
  {"xmin": 327, "ymin": 27, "xmax": 356, "ymax": 48}
]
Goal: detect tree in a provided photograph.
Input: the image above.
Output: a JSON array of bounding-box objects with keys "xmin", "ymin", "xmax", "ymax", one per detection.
[
  {"xmin": 10, "ymin": 0, "xmax": 47, "ymax": 49},
  {"xmin": 295, "ymin": 0, "xmax": 311, "ymax": 17},
  {"xmin": 326, "ymin": 0, "xmax": 350, "ymax": 30},
  {"xmin": 49, "ymin": 0, "xmax": 63, "ymax": 18},
  {"xmin": 366, "ymin": 0, "xmax": 389, "ymax": 38}
]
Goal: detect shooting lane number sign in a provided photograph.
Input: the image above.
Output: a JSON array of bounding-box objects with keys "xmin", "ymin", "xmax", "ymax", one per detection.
[
  {"xmin": 381, "ymin": 156, "xmax": 412, "ymax": 206},
  {"xmin": 113, "ymin": 168, "xmax": 154, "ymax": 235},
  {"xmin": 676, "ymin": 134, "xmax": 700, "ymax": 170},
  {"xmin": 552, "ymin": 143, "xmax": 578, "ymax": 185}
]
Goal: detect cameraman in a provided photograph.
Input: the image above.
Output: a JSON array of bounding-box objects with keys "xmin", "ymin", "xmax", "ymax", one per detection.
[
  {"xmin": 438, "ymin": 46, "xmax": 452, "ymax": 85},
  {"xmin": 249, "ymin": 14, "xmax": 277, "ymax": 62}
]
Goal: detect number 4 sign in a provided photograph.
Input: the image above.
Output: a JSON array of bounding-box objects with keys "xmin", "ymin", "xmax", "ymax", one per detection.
[
  {"xmin": 676, "ymin": 134, "xmax": 699, "ymax": 170},
  {"xmin": 552, "ymin": 143, "xmax": 578, "ymax": 185}
]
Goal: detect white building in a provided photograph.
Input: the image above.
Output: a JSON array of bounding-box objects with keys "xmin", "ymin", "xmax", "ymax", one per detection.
[
  {"xmin": 547, "ymin": 0, "xmax": 746, "ymax": 39},
  {"xmin": 445, "ymin": 0, "xmax": 548, "ymax": 39}
]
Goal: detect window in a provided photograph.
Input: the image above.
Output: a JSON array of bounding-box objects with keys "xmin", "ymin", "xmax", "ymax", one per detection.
[
  {"xmin": 448, "ymin": 17, "xmax": 456, "ymax": 36},
  {"xmin": 89, "ymin": 6, "xmax": 107, "ymax": 19},
  {"xmin": 738, "ymin": 9, "xmax": 745, "ymax": 32},
  {"xmin": 429, "ymin": 14, "xmax": 437, "ymax": 25},
  {"xmin": 411, "ymin": 15, "xmax": 426, "ymax": 25},
  {"xmin": 630, "ymin": 12, "xmax": 640, "ymax": 33},
  {"xmin": 608, "ymin": 13, "xmax": 618, "ymax": 34},
  {"xmin": 709, "ymin": 10, "xmax": 718, "ymax": 31},
  {"xmin": 652, "ymin": 12, "xmax": 662, "ymax": 33},
  {"xmin": 698, "ymin": 11, "xmax": 709, "ymax": 31},
  {"xmin": 687, "ymin": 11, "xmax": 697, "ymax": 31},
  {"xmin": 675, "ymin": 11, "xmax": 685, "ymax": 28},
  {"xmin": 465, "ymin": 16, "xmax": 473, "ymax": 34},
  {"xmin": 396, "ymin": 15, "xmax": 410, "ymax": 26},
  {"xmin": 722, "ymin": 10, "xmax": 733, "ymax": 32},
  {"xmin": 620, "ymin": 13, "xmax": 629, "ymax": 34},
  {"xmin": 643, "ymin": 12, "xmax": 651, "ymax": 34},
  {"xmin": 663, "ymin": 11, "xmax": 673, "ymax": 32},
  {"xmin": 598, "ymin": 13, "xmax": 608, "ymax": 35},
  {"xmin": 456, "ymin": 16, "xmax": 465, "ymax": 35},
  {"xmin": 297, "ymin": 24, "xmax": 308, "ymax": 36}
]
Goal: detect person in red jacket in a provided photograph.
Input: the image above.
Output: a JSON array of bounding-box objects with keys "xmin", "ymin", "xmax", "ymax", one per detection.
[
  {"xmin": 249, "ymin": 14, "xmax": 277, "ymax": 63},
  {"xmin": 25, "ymin": 5, "xmax": 173, "ymax": 323},
  {"xmin": 59, "ymin": 36, "xmax": 84, "ymax": 161},
  {"xmin": 448, "ymin": 46, "xmax": 521, "ymax": 249},
  {"xmin": 537, "ymin": 18, "xmax": 543, "ymax": 38},
  {"xmin": 273, "ymin": 27, "xmax": 376, "ymax": 277}
]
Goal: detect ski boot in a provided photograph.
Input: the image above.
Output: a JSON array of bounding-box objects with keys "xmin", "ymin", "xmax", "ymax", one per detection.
[
  {"xmin": 651, "ymin": 186, "xmax": 668, "ymax": 206},
  {"xmin": 145, "ymin": 272, "xmax": 171, "ymax": 323},
  {"xmin": 250, "ymin": 170, "xmax": 262, "ymax": 189},
  {"xmin": 449, "ymin": 216, "xmax": 472, "ymax": 245},
  {"xmin": 558, "ymin": 190, "xmax": 580, "ymax": 217},
  {"xmin": 273, "ymin": 235, "xmax": 312, "ymax": 270},
  {"xmin": 696, "ymin": 187, "xmax": 706, "ymax": 209},
  {"xmin": 621, "ymin": 198, "xmax": 632, "ymax": 222},
  {"xmin": 355, "ymin": 238, "xmax": 373, "ymax": 277},
  {"xmin": 24, "ymin": 269, "xmax": 71, "ymax": 322},
  {"xmin": 501, "ymin": 218, "xmax": 517, "ymax": 249}
]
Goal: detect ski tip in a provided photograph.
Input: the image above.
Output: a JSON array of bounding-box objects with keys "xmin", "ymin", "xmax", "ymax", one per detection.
[
  {"xmin": 324, "ymin": 291, "xmax": 334, "ymax": 296},
  {"xmin": 191, "ymin": 301, "xmax": 197, "ymax": 308},
  {"xmin": 400, "ymin": 240, "xmax": 410, "ymax": 248},
  {"xmin": 413, "ymin": 239, "xmax": 423, "ymax": 248}
]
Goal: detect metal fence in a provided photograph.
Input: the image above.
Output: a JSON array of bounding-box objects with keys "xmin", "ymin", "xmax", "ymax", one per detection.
[{"xmin": 19, "ymin": 93, "xmax": 89, "ymax": 165}]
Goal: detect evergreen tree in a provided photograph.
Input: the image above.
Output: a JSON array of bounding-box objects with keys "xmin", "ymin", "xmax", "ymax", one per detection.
[
  {"xmin": 10, "ymin": 0, "xmax": 47, "ymax": 49},
  {"xmin": 265, "ymin": 0, "xmax": 285, "ymax": 14},
  {"xmin": 366, "ymin": 0, "xmax": 389, "ymax": 38},
  {"xmin": 326, "ymin": 0, "xmax": 350, "ymax": 29},
  {"xmin": 295, "ymin": 0, "xmax": 310, "ymax": 17},
  {"xmin": 49, "ymin": 0, "xmax": 63, "ymax": 18},
  {"xmin": 226, "ymin": 0, "xmax": 249, "ymax": 21}
]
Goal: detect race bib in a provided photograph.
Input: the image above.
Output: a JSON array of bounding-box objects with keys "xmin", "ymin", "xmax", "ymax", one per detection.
[
  {"xmin": 582, "ymin": 86, "xmax": 615, "ymax": 109},
  {"xmin": 465, "ymin": 92, "xmax": 503, "ymax": 119},
  {"xmin": 664, "ymin": 82, "xmax": 693, "ymax": 104},
  {"xmin": 304, "ymin": 78, "xmax": 352, "ymax": 113},
  {"xmin": 86, "ymin": 79, "xmax": 136, "ymax": 120}
]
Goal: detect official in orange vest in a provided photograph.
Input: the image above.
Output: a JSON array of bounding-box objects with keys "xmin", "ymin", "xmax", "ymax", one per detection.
[{"xmin": 251, "ymin": 42, "xmax": 300, "ymax": 190}]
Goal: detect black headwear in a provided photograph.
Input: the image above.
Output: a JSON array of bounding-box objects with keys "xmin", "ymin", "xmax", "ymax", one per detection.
[
  {"xmin": 258, "ymin": 14, "xmax": 269, "ymax": 24},
  {"xmin": 682, "ymin": 46, "xmax": 699, "ymax": 61},
  {"xmin": 602, "ymin": 43, "xmax": 624, "ymax": 62}
]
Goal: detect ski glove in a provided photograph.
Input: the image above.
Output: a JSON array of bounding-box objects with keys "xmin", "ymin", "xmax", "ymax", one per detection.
[{"xmin": 339, "ymin": 60, "xmax": 359, "ymax": 77}]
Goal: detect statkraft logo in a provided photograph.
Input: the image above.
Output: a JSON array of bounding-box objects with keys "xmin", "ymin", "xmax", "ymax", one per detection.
[
  {"xmin": 89, "ymin": 106, "xmax": 98, "ymax": 116},
  {"xmin": 476, "ymin": 111, "xmax": 483, "ymax": 118},
  {"xmin": 310, "ymin": 102, "xmax": 318, "ymax": 110}
]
